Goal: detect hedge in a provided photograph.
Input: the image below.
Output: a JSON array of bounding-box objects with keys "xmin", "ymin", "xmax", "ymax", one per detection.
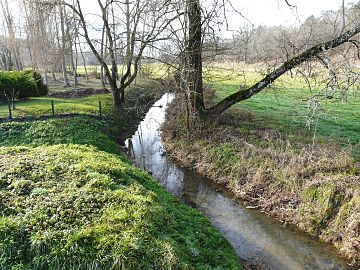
[{"xmin": 0, "ymin": 70, "xmax": 48, "ymax": 102}]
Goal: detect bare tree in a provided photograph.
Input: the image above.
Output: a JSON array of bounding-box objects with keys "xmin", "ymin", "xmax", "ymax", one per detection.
[
  {"xmin": 62, "ymin": 0, "xmax": 181, "ymax": 107},
  {"xmin": 1, "ymin": 0, "xmax": 23, "ymax": 70}
]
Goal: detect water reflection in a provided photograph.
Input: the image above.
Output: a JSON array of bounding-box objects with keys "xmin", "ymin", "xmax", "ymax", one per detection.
[
  {"xmin": 126, "ymin": 94, "xmax": 183, "ymax": 196},
  {"xmin": 126, "ymin": 93, "xmax": 355, "ymax": 270}
]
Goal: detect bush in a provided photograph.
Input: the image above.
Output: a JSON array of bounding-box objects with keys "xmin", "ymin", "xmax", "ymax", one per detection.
[{"xmin": 0, "ymin": 70, "xmax": 48, "ymax": 102}]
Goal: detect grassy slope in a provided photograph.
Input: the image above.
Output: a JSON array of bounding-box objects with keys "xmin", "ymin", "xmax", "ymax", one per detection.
[
  {"xmin": 0, "ymin": 88, "xmax": 240, "ymax": 269},
  {"xmin": 163, "ymin": 67, "xmax": 360, "ymax": 265}
]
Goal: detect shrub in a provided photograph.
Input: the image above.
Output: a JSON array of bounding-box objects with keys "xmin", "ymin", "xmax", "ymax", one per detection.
[{"xmin": 0, "ymin": 70, "xmax": 48, "ymax": 103}]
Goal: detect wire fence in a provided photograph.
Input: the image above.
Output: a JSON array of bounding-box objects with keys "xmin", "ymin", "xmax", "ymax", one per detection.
[{"xmin": 0, "ymin": 99, "xmax": 105, "ymax": 122}]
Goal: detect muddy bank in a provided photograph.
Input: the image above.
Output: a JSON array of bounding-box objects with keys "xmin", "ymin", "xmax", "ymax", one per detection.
[
  {"xmin": 161, "ymin": 96, "xmax": 360, "ymax": 266},
  {"xmin": 49, "ymin": 87, "xmax": 109, "ymax": 98}
]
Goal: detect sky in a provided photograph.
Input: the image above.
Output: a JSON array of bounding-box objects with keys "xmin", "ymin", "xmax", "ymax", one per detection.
[
  {"xmin": 225, "ymin": 0, "xmax": 355, "ymax": 28},
  {"xmin": 77, "ymin": 0, "xmax": 355, "ymax": 36},
  {"xmin": 0, "ymin": 0, "xmax": 355, "ymax": 36}
]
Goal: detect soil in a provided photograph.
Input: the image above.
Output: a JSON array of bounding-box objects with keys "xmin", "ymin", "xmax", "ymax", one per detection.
[{"xmin": 49, "ymin": 88, "xmax": 109, "ymax": 98}]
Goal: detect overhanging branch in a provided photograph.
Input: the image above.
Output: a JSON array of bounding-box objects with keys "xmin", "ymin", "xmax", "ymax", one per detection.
[{"xmin": 208, "ymin": 23, "xmax": 360, "ymax": 116}]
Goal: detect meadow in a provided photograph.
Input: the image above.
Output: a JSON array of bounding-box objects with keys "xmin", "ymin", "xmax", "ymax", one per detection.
[{"xmin": 203, "ymin": 65, "xmax": 360, "ymax": 160}]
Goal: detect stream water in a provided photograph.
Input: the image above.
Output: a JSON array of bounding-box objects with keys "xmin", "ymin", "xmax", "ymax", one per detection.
[{"xmin": 125, "ymin": 93, "xmax": 356, "ymax": 270}]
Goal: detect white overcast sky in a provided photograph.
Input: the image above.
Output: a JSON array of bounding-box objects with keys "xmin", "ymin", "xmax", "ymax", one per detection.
[
  {"xmin": 78, "ymin": 0, "xmax": 354, "ymax": 26},
  {"xmin": 225, "ymin": 0, "xmax": 355, "ymax": 27},
  {"xmin": 0, "ymin": 0, "xmax": 355, "ymax": 35}
]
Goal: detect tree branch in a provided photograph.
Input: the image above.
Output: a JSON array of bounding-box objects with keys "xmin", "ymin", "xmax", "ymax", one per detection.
[{"xmin": 208, "ymin": 23, "xmax": 360, "ymax": 116}]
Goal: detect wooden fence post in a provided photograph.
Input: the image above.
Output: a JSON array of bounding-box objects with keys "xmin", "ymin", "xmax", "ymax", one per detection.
[
  {"xmin": 51, "ymin": 100, "xmax": 55, "ymax": 116},
  {"xmin": 99, "ymin": 101, "xmax": 102, "ymax": 120},
  {"xmin": 8, "ymin": 100, "xmax": 12, "ymax": 119}
]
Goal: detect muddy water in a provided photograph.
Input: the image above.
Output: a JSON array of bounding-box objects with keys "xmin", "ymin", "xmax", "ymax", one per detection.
[{"xmin": 125, "ymin": 93, "xmax": 356, "ymax": 270}]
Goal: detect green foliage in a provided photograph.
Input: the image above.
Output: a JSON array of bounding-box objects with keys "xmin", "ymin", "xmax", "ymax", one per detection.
[{"xmin": 0, "ymin": 70, "xmax": 48, "ymax": 102}]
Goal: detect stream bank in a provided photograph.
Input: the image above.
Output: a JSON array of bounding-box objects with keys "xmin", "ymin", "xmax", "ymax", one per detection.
[
  {"xmin": 126, "ymin": 93, "xmax": 357, "ymax": 269},
  {"xmin": 161, "ymin": 94, "xmax": 360, "ymax": 267}
]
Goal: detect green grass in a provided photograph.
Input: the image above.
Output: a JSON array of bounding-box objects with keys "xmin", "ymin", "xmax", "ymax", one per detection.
[
  {"xmin": 0, "ymin": 117, "xmax": 119, "ymax": 155},
  {"xmin": 0, "ymin": 85, "xmax": 240, "ymax": 269},
  {"xmin": 0, "ymin": 94, "xmax": 112, "ymax": 118},
  {"xmin": 205, "ymin": 66, "xmax": 360, "ymax": 160}
]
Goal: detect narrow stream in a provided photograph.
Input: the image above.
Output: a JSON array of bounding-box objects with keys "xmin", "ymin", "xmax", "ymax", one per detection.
[{"xmin": 125, "ymin": 93, "xmax": 356, "ymax": 270}]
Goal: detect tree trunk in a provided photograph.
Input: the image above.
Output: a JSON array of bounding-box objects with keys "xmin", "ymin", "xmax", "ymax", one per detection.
[
  {"xmin": 100, "ymin": 23, "xmax": 106, "ymax": 87},
  {"xmin": 120, "ymin": 86, "xmax": 125, "ymax": 103},
  {"xmin": 44, "ymin": 69, "xmax": 48, "ymax": 85},
  {"xmin": 70, "ymin": 42, "xmax": 78, "ymax": 88},
  {"xmin": 52, "ymin": 69, "xmax": 57, "ymax": 81},
  {"xmin": 78, "ymin": 35, "xmax": 89, "ymax": 81},
  {"xmin": 186, "ymin": 0, "xmax": 204, "ymax": 112},
  {"xmin": 112, "ymin": 86, "xmax": 121, "ymax": 108},
  {"xmin": 59, "ymin": 4, "xmax": 70, "ymax": 87}
]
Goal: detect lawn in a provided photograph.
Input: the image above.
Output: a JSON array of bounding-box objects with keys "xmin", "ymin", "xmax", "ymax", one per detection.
[
  {"xmin": 205, "ymin": 66, "xmax": 360, "ymax": 160},
  {"xmin": 0, "ymin": 94, "xmax": 112, "ymax": 119}
]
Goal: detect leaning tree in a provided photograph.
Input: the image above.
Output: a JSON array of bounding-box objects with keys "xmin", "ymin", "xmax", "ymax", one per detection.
[{"xmin": 183, "ymin": 0, "xmax": 360, "ymax": 118}]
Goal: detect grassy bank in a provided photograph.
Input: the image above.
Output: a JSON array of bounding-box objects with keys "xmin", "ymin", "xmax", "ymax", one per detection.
[
  {"xmin": 205, "ymin": 66, "xmax": 360, "ymax": 160},
  {"xmin": 163, "ymin": 92, "xmax": 360, "ymax": 266},
  {"xmin": 0, "ymin": 85, "xmax": 240, "ymax": 269}
]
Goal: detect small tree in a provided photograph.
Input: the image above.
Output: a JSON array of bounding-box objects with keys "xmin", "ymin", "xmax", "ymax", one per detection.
[{"xmin": 62, "ymin": 0, "xmax": 181, "ymax": 108}]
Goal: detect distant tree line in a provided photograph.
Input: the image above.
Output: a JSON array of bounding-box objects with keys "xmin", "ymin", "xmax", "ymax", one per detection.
[{"xmin": 0, "ymin": 0, "xmax": 360, "ymax": 119}]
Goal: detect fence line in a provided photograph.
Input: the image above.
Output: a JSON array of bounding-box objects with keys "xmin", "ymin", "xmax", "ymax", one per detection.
[{"xmin": 0, "ymin": 100, "xmax": 104, "ymax": 122}]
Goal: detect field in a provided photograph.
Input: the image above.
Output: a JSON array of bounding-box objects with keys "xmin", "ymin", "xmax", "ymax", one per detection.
[{"xmin": 204, "ymin": 66, "xmax": 360, "ymax": 160}]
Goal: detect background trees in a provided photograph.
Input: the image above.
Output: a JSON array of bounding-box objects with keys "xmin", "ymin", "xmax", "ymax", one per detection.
[{"xmin": 0, "ymin": 0, "xmax": 359, "ymax": 115}]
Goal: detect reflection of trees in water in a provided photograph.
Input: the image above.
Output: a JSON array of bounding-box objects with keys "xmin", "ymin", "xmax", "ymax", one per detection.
[
  {"xmin": 182, "ymin": 170, "xmax": 200, "ymax": 207},
  {"xmin": 127, "ymin": 93, "xmax": 183, "ymax": 196},
  {"xmin": 191, "ymin": 182, "xmax": 349, "ymax": 270}
]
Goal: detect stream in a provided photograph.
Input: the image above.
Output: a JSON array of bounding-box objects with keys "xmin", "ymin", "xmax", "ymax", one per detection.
[{"xmin": 125, "ymin": 93, "xmax": 356, "ymax": 270}]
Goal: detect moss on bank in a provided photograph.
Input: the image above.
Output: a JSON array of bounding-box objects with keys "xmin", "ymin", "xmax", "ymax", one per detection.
[
  {"xmin": 0, "ymin": 87, "xmax": 240, "ymax": 269},
  {"xmin": 162, "ymin": 97, "xmax": 360, "ymax": 266}
]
